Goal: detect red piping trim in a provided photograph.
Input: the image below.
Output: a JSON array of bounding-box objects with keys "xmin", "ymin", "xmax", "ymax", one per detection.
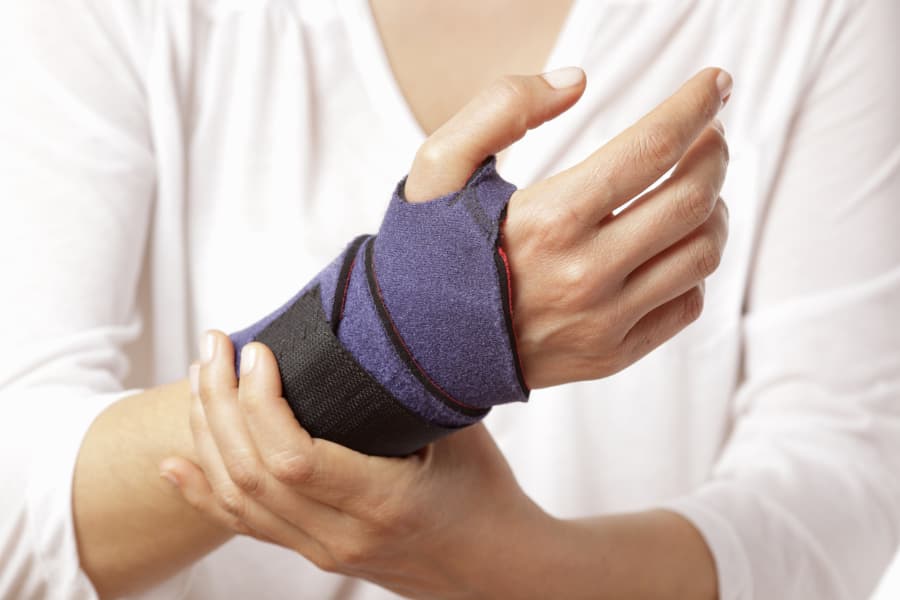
[{"xmin": 369, "ymin": 259, "xmax": 483, "ymax": 412}]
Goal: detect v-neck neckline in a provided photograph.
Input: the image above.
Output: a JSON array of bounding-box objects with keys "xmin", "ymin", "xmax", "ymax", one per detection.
[{"xmin": 336, "ymin": 0, "xmax": 595, "ymax": 171}]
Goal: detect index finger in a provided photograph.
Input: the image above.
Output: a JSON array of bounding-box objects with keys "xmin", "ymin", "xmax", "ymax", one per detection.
[
  {"xmin": 238, "ymin": 341, "xmax": 416, "ymax": 514},
  {"xmin": 551, "ymin": 67, "xmax": 732, "ymax": 222}
]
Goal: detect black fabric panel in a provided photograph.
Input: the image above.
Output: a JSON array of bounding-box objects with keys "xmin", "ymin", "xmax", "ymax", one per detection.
[{"xmin": 254, "ymin": 285, "xmax": 459, "ymax": 457}]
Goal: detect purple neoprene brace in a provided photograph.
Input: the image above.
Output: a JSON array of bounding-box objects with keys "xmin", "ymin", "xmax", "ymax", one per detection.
[{"xmin": 230, "ymin": 157, "xmax": 529, "ymax": 428}]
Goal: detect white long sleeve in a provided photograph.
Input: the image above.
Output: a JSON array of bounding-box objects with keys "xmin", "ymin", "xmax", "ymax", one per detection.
[
  {"xmin": 0, "ymin": 1, "xmax": 898, "ymax": 599},
  {"xmin": 665, "ymin": 1, "xmax": 900, "ymax": 597},
  {"xmin": 0, "ymin": 2, "xmax": 155, "ymax": 598}
]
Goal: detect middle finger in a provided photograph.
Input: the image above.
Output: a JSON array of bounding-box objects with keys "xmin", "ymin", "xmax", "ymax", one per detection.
[
  {"xmin": 621, "ymin": 198, "xmax": 729, "ymax": 317},
  {"xmin": 598, "ymin": 122, "xmax": 729, "ymax": 276}
]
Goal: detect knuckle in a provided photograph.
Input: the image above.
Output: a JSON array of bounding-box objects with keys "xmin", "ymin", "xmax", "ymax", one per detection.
[
  {"xmin": 691, "ymin": 236, "xmax": 722, "ymax": 278},
  {"xmin": 522, "ymin": 178, "xmax": 590, "ymax": 236},
  {"xmin": 710, "ymin": 200, "xmax": 730, "ymax": 244},
  {"xmin": 492, "ymin": 76, "xmax": 530, "ymax": 129},
  {"xmin": 267, "ymin": 451, "xmax": 315, "ymax": 486},
  {"xmin": 558, "ymin": 197, "xmax": 594, "ymax": 232},
  {"xmin": 365, "ymin": 477, "xmax": 419, "ymax": 534},
  {"xmin": 682, "ymin": 287, "xmax": 705, "ymax": 324},
  {"xmin": 637, "ymin": 125, "xmax": 679, "ymax": 171},
  {"xmin": 238, "ymin": 389, "xmax": 263, "ymax": 418},
  {"xmin": 715, "ymin": 200, "xmax": 731, "ymax": 241},
  {"xmin": 228, "ymin": 455, "xmax": 265, "ymax": 496},
  {"xmin": 311, "ymin": 553, "xmax": 338, "ymax": 574},
  {"xmin": 414, "ymin": 140, "xmax": 446, "ymax": 172},
  {"xmin": 560, "ymin": 258, "xmax": 590, "ymax": 291},
  {"xmin": 217, "ymin": 485, "xmax": 247, "ymax": 518},
  {"xmin": 494, "ymin": 75, "xmax": 528, "ymax": 108},
  {"xmin": 677, "ymin": 180, "xmax": 716, "ymax": 226},
  {"xmin": 528, "ymin": 204, "xmax": 580, "ymax": 249},
  {"xmin": 370, "ymin": 499, "xmax": 411, "ymax": 534},
  {"xmin": 523, "ymin": 202, "xmax": 557, "ymax": 234},
  {"xmin": 712, "ymin": 130, "xmax": 730, "ymax": 164},
  {"xmin": 331, "ymin": 538, "xmax": 372, "ymax": 568},
  {"xmin": 717, "ymin": 197, "xmax": 730, "ymax": 220}
]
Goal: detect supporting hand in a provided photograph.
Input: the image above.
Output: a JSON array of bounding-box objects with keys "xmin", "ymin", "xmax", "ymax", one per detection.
[
  {"xmin": 164, "ymin": 332, "xmax": 544, "ymax": 598},
  {"xmin": 164, "ymin": 330, "xmax": 718, "ymax": 599}
]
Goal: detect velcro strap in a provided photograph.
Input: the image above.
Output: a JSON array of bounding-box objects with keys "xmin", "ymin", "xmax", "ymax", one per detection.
[{"xmin": 253, "ymin": 284, "xmax": 458, "ymax": 456}]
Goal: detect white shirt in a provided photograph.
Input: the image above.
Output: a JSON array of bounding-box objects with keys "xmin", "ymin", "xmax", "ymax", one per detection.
[{"xmin": 1, "ymin": 0, "xmax": 898, "ymax": 598}]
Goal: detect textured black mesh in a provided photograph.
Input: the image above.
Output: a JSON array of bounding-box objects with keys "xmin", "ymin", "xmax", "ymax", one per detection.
[{"xmin": 254, "ymin": 286, "xmax": 457, "ymax": 457}]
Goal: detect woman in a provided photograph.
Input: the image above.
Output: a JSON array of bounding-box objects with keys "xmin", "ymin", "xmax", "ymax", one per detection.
[{"xmin": 1, "ymin": 1, "xmax": 898, "ymax": 599}]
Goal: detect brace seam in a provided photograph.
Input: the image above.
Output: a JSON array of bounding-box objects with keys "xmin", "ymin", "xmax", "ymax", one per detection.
[
  {"xmin": 364, "ymin": 239, "xmax": 489, "ymax": 418},
  {"xmin": 330, "ymin": 234, "xmax": 370, "ymax": 332},
  {"xmin": 495, "ymin": 212, "xmax": 529, "ymax": 396}
]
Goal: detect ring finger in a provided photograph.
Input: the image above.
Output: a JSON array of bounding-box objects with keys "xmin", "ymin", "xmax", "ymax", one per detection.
[
  {"xmin": 621, "ymin": 198, "xmax": 728, "ymax": 314},
  {"xmin": 598, "ymin": 123, "xmax": 729, "ymax": 275}
]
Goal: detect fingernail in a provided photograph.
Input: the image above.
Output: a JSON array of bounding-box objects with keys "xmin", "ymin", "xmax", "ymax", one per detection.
[
  {"xmin": 541, "ymin": 66, "xmax": 584, "ymax": 90},
  {"xmin": 201, "ymin": 332, "xmax": 216, "ymax": 364},
  {"xmin": 716, "ymin": 70, "xmax": 733, "ymax": 105},
  {"xmin": 240, "ymin": 344, "xmax": 257, "ymax": 376},
  {"xmin": 189, "ymin": 362, "xmax": 200, "ymax": 396},
  {"xmin": 160, "ymin": 471, "xmax": 180, "ymax": 489}
]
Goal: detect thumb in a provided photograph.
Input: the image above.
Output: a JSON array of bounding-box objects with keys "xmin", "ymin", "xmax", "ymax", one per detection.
[{"xmin": 404, "ymin": 67, "xmax": 586, "ymax": 202}]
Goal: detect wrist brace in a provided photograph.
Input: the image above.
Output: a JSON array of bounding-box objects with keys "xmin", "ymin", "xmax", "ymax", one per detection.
[{"xmin": 230, "ymin": 157, "xmax": 528, "ymax": 456}]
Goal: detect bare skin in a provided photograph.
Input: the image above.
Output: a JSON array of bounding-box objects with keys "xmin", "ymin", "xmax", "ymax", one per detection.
[
  {"xmin": 370, "ymin": 0, "xmax": 575, "ymax": 134},
  {"xmin": 74, "ymin": 2, "xmax": 728, "ymax": 597}
]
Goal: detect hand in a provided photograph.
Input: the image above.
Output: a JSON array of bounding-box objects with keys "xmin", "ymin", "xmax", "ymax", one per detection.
[
  {"xmin": 406, "ymin": 67, "xmax": 732, "ymax": 388},
  {"xmin": 162, "ymin": 331, "xmax": 547, "ymax": 598},
  {"xmin": 162, "ymin": 68, "xmax": 733, "ymax": 598}
]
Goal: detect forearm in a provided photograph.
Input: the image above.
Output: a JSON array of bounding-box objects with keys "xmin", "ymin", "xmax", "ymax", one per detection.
[
  {"xmin": 471, "ymin": 505, "xmax": 717, "ymax": 599},
  {"xmin": 72, "ymin": 380, "xmax": 232, "ymax": 598}
]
